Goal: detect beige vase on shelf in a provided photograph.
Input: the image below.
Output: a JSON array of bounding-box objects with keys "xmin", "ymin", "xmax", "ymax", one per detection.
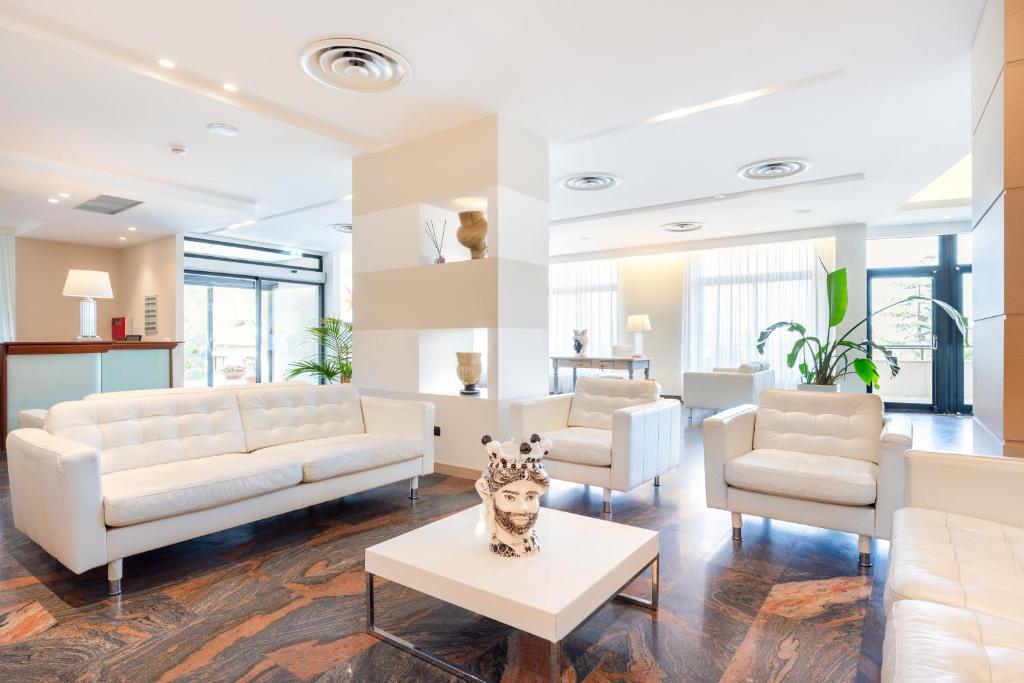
[
  {"xmin": 456, "ymin": 351, "xmax": 482, "ymax": 395},
  {"xmin": 457, "ymin": 211, "xmax": 487, "ymax": 259}
]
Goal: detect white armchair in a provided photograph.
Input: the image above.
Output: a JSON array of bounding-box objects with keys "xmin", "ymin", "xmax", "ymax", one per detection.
[
  {"xmin": 703, "ymin": 389, "xmax": 912, "ymax": 566},
  {"xmin": 509, "ymin": 376, "xmax": 680, "ymax": 513},
  {"xmin": 683, "ymin": 361, "xmax": 775, "ymax": 420}
]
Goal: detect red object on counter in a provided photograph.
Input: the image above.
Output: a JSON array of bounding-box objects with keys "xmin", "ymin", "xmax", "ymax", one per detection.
[{"xmin": 112, "ymin": 317, "xmax": 126, "ymax": 341}]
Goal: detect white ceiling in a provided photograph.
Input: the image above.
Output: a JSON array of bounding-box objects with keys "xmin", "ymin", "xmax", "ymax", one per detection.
[{"xmin": 0, "ymin": 0, "xmax": 983, "ymax": 254}]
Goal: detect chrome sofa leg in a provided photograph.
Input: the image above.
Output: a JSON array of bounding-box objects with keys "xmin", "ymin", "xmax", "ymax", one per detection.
[
  {"xmin": 653, "ymin": 475, "xmax": 661, "ymax": 487},
  {"xmin": 603, "ymin": 488, "xmax": 612, "ymax": 514},
  {"xmin": 731, "ymin": 512, "xmax": 742, "ymax": 541},
  {"xmin": 858, "ymin": 535, "xmax": 872, "ymax": 567},
  {"xmin": 107, "ymin": 559, "xmax": 123, "ymax": 596},
  {"xmin": 409, "ymin": 476, "xmax": 419, "ymax": 500}
]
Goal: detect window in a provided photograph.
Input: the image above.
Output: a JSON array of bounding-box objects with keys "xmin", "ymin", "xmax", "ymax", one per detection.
[
  {"xmin": 549, "ymin": 261, "xmax": 619, "ymax": 358},
  {"xmin": 867, "ymin": 236, "xmax": 939, "ymax": 269}
]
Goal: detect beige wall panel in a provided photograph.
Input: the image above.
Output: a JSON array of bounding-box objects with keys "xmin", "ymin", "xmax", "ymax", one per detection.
[
  {"xmin": 618, "ymin": 253, "xmax": 685, "ymax": 396},
  {"xmin": 974, "ymin": 72, "xmax": 1006, "ymax": 222},
  {"xmin": 1006, "ymin": 189, "xmax": 1024, "ymax": 314},
  {"xmin": 351, "ymin": 329, "xmax": 420, "ymax": 393},
  {"xmin": 1006, "ymin": 61, "xmax": 1024, "ymax": 190},
  {"xmin": 352, "ymin": 116, "xmax": 500, "ymax": 216},
  {"xmin": 352, "ymin": 205, "xmax": 428, "ymax": 274},
  {"xmin": 497, "ymin": 259, "xmax": 549, "ymax": 331},
  {"xmin": 119, "ymin": 236, "xmax": 183, "ymax": 341},
  {"xmin": 15, "ymin": 237, "xmax": 123, "ymax": 341},
  {"xmin": 974, "ymin": 0, "xmax": 1006, "ymax": 131},
  {"xmin": 1003, "ymin": 315, "xmax": 1024, "ymax": 442},
  {"xmin": 497, "ymin": 117, "xmax": 550, "ymax": 203},
  {"xmin": 1008, "ymin": 0, "xmax": 1024, "ymax": 64},
  {"xmin": 973, "ymin": 314, "xmax": 1005, "ymax": 441},
  {"xmin": 354, "ymin": 258, "xmax": 499, "ymax": 330},
  {"xmin": 489, "ymin": 186, "xmax": 549, "ymax": 266},
  {"xmin": 974, "ymin": 193, "xmax": 1006, "ymax": 320}
]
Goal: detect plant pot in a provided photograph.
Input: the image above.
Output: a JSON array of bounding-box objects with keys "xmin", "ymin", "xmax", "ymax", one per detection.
[
  {"xmin": 797, "ymin": 383, "xmax": 840, "ymax": 392},
  {"xmin": 456, "ymin": 351, "xmax": 482, "ymax": 395},
  {"xmin": 435, "ymin": 255, "xmax": 446, "ymax": 264}
]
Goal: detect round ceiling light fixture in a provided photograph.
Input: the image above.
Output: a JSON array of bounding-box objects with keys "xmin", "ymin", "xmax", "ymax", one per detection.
[
  {"xmin": 738, "ymin": 158, "xmax": 811, "ymax": 181},
  {"xmin": 559, "ymin": 173, "xmax": 620, "ymax": 192},
  {"xmin": 330, "ymin": 223, "xmax": 353, "ymax": 234},
  {"xmin": 661, "ymin": 221, "xmax": 704, "ymax": 233},
  {"xmin": 301, "ymin": 38, "xmax": 411, "ymax": 93},
  {"xmin": 170, "ymin": 142, "xmax": 188, "ymax": 156},
  {"xmin": 207, "ymin": 122, "xmax": 238, "ymax": 136}
]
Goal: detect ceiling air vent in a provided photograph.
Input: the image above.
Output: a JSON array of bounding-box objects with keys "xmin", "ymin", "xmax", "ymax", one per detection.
[
  {"xmin": 301, "ymin": 38, "xmax": 411, "ymax": 93},
  {"xmin": 661, "ymin": 221, "xmax": 704, "ymax": 233},
  {"xmin": 559, "ymin": 174, "xmax": 621, "ymax": 192},
  {"xmin": 73, "ymin": 195, "xmax": 143, "ymax": 215},
  {"xmin": 738, "ymin": 159, "xmax": 812, "ymax": 181},
  {"xmin": 329, "ymin": 223, "xmax": 352, "ymax": 234}
]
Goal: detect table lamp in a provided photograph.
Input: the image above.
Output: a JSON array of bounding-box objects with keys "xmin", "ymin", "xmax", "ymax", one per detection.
[
  {"xmin": 62, "ymin": 269, "xmax": 113, "ymax": 340},
  {"xmin": 626, "ymin": 314, "xmax": 651, "ymax": 358}
]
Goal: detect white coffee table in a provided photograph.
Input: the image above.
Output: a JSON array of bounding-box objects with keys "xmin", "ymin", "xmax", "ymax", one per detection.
[{"xmin": 365, "ymin": 504, "xmax": 659, "ymax": 682}]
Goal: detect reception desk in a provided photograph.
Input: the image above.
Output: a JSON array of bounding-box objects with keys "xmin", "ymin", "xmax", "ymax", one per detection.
[{"xmin": 1, "ymin": 341, "xmax": 181, "ymax": 442}]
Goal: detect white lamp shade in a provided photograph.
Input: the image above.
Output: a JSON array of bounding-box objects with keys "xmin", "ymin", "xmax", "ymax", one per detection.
[
  {"xmin": 626, "ymin": 314, "xmax": 651, "ymax": 332},
  {"xmin": 62, "ymin": 269, "xmax": 113, "ymax": 298}
]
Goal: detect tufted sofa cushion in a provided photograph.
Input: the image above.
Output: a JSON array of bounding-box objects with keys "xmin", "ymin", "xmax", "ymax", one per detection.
[
  {"xmin": 567, "ymin": 377, "xmax": 660, "ymax": 430},
  {"xmin": 885, "ymin": 507, "xmax": 1024, "ymax": 625},
  {"xmin": 881, "ymin": 599, "xmax": 1024, "ymax": 682},
  {"xmin": 237, "ymin": 383, "xmax": 365, "ymax": 451},
  {"xmin": 725, "ymin": 448, "xmax": 878, "ymax": 505},
  {"xmin": 46, "ymin": 391, "xmax": 246, "ymax": 474},
  {"xmin": 753, "ymin": 389, "xmax": 884, "ymax": 463}
]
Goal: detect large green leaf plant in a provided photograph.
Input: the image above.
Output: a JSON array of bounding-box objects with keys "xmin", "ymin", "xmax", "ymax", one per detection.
[
  {"xmin": 757, "ymin": 262, "xmax": 968, "ymax": 388},
  {"xmin": 286, "ymin": 317, "xmax": 353, "ymax": 383}
]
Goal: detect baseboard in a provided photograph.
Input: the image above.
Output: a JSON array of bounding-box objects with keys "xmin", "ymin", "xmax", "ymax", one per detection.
[{"xmin": 434, "ymin": 462, "xmax": 479, "ymax": 480}]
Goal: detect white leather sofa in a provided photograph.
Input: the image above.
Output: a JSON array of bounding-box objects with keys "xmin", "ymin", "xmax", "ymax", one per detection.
[
  {"xmin": 6, "ymin": 383, "xmax": 434, "ymax": 595},
  {"xmin": 881, "ymin": 450, "xmax": 1024, "ymax": 680},
  {"xmin": 682, "ymin": 361, "xmax": 775, "ymax": 421},
  {"xmin": 509, "ymin": 376, "xmax": 680, "ymax": 513},
  {"xmin": 703, "ymin": 389, "xmax": 912, "ymax": 566}
]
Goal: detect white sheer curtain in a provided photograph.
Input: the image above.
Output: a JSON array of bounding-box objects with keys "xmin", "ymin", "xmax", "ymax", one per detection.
[
  {"xmin": 0, "ymin": 233, "xmax": 14, "ymax": 341},
  {"xmin": 682, "ymin": 239, "xmax": 828, "ymax": 388},
  {"xmin": 549, "ymin": 260, "xmax": 619, "ymax": 357}
]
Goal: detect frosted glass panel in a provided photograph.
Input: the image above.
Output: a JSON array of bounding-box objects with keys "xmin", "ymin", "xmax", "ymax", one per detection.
[
  {"xmin": 7, "ymin": 354, "xmax": 101, "ymax": 429},
  {"xmin": 102, "ymin": 349, "xmax": 170, "ymax": 393}
]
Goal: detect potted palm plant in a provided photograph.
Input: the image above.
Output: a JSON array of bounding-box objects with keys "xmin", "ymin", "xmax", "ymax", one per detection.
[
  {"xmin": 286, "ymin": 317, "xmax": 353, "ymax": 383},
  {"xmin": 757, "ymin": 263, "xmax": 968, "ymax": 390}
]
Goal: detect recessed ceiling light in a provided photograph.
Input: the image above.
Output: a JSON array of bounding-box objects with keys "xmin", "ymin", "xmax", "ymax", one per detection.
[
  {"xmin": 58, "ymin": 192, "xmax": 70, "ymax": 199},
  {"xmin": 222, "ymin": 82, "xmax": 239, "ymax": 92},
  {"xmin": 240, "ymin": 219, "xmax": 256, "ymax": 227},
  {"xmin": 342, "ymin": 194, "xmax": 353, "ymax": 201},
  {"xmin": 754, "ymin": 228, "xmax": 763, "ymax": 232},
  {"xmin": 452, "ymin": 196, "xmax": 487, "ymax": 210},
  {"xmin": 943, "ymin": 215, "xmax": 953, "ymax": 220},
  {"xmin": 739, "ymin": 159, "xmax": 812, "ymax": 181},
  {"xmin": 795, "ymin": 208, "xmax": 812, "ymax": 214},
  {"xmin": 301, "ymin": 38, "xmax": 412, "ymax": 93},
  {"xmin": 117, "ymin": 236, "xmax": 127, "ymax": 241},
  {"xmin": 559, "ymin": 174, "xmax": 620, "ymax": 191},
  {"xmin": 47, "ymin": 198, "xmax": 59, "ymax": 204},
  {"xmin": 207, "ymin": 123, "xmax": 238, "ymax": 136},
  {"xmin": 170, "ymin": 143, "xmax": 188, "ymax": 155},
  {"xmin": 157, "ymin": 58, "xmax": 175, "ymax": 69},
  {"xmin": 713, "ymin": 194, "xmax": 726, "ymax": 199},
  {"xmin": 580, "ymin": 236, "xmax": 592, "ymax": 241},
  {"xmin": 661, "ymin": 221, "xmax": 705, "ymax": 233},
  {"xmin": 127, "ymin": 226, "xmax": 137, "ymax": 231},
  {"xmin": 330, "ymin": 223, "xmax": 353, "ymax": 234}
]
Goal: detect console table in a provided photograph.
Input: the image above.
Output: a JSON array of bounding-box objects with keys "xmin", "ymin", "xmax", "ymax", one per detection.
[
  {"xmin": 551, "ymin": 355, "xmax": 651, "ymax": 393},
  {"xmin": 0, "ymin": 340, "xmax": 182, "ymax": 442}
]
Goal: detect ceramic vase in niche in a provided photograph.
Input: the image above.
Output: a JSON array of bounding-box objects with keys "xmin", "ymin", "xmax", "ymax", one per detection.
[
  {"xmin": 475, "ymin": 435, "xmax": 552, "ymax": 558},
  {"xmin": 572, "ymin": 329, "xmax": 589, "ymax": 357},
  {"xmin": 457, "ymin": 211, "xmax": 487, "ymax": 259},
  {"xmin": 456, "ymin": 351, "xmax": 482, "ymax": 395}
]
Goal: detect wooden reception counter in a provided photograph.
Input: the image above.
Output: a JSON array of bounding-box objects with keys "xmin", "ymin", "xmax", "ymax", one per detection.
[{"xmin": 0, "ymin": 340, "xmax": 182, "ymax": 442}]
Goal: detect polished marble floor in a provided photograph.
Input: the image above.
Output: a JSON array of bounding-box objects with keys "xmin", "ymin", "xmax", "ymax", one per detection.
[{"xmin": 0, "ymin": 414, "xmax": 985, "ymax": 681}]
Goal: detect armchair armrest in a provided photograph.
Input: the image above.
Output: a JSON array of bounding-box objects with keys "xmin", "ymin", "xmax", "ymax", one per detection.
[
  {"xmin": 610, "ymin": 399, "xmax": 681, "ymax": 492},
  {"xmin": 360, "ymin": 397, "xmax": 436, "ymax": 475},
  {"xmin": 874, "ymin": 414, "xmax": 913, "ymax": 540},
  {"xmin": 509, "ymin": 394, "xmax": 573, "ymax": 439},
  {"xmin": 905, "ymin": 450, "xmax": 1024, "ymax": 527},
  {"xmin": 702, "ymin": 404, "xmax": 757, "ymax": 509},
  {"xmin": 5, "ymin": 428, "xmax": 107, "ymax": 574}
]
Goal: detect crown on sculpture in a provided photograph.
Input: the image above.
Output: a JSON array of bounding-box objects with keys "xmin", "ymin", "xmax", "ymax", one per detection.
[{"xmin": 481, "ymin": 434, "xmax": 551, "ymax": 475}]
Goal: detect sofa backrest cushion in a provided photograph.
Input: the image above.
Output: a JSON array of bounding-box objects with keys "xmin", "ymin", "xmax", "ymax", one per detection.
[
  {"xmin": 237, "ymin": 383, "xmax": 364, "ymax": 451},
  {"xmin": 46, "ymin": 391, "xmax": 246, "ymax": 474},
  {"xmin": 753, "ymin": 389, "xmax": 884, "ymax": 463},
  {"xmin": 568, "ymin": 377, "xmax": 660, "ymax": 430}
]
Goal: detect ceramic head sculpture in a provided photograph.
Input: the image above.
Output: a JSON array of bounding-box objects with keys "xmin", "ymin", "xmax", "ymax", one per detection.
[
  {"xmin": 457, "ymin": 210, "xmax": 488, "ymax": 259},
  {"xmin": 572, "ymin": 329, "xmax": 589, "ymax": 356},
  {"xmin": 475, "ymin": 434, "xmax": 551, "ymax": 557}
]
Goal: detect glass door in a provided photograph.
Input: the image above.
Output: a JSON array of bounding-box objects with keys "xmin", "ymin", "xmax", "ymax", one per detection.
[
  {"xmin": 183, "ymin": 274, "xmax": 259, "ymax": 387},
  {"xmin": 260, "ymin": 279, "xmax": 323, "ymax": 383},
  {"xmin": 867, "ymin": 275, "xmax": 936, "ymax": 407}
]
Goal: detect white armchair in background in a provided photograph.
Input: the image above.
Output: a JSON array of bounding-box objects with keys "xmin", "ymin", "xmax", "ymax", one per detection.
[
  {"xmin": 682, "ymin": 361, "xmax": 775, "ymax": 420},
  {"xmin": 703, "ymin": 389, "xmax": 912, "ymax": 567},
  {"xmin": 509, "ymin": 376, "xmax": 680, "ymax": 513}
]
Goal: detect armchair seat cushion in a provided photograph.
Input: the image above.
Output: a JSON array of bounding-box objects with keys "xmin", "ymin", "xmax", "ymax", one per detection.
[
  {"xmin": 724, "ymin": 448, "xmax": 878, "ymax": 506},
  {"xmin": 102, "ymin": 452, "xmax": 302, "ymax": 526},
  {"xmin": 541, "ymin": 427, "xmax": 613, "ymax": 467},
  {"xmin": 884, "ymin": 508, "xmax": 1024, "ymax": 625},
  {"xmin": 882, "ymin": 599, "xmax": 1024, "ymax": 682},
  {"xmin": 254, "ymin": 433, "xmax": 424, "ymax": 482}
]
